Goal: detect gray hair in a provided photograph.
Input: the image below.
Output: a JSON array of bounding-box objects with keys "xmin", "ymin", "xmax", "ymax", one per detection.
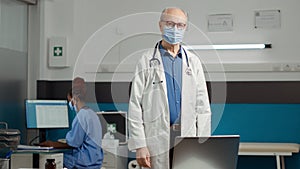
[{"xmin": 160, "ymin": 7, "xmax": 188, "ymax": 22}]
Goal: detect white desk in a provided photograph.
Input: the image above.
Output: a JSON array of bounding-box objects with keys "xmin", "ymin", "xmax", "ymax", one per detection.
[
  {"xmin": 239, "ymin": 142, "xmax": 300, "ymax": 169},
  {"xmin": 11, "ymin": 149, "xmax": 68, "ymax": 169}
]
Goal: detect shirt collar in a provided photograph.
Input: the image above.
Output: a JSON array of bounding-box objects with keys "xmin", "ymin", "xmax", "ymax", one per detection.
[{"xmin": 159, "ymin": 41, "xmax": 182, "ymax": 58}]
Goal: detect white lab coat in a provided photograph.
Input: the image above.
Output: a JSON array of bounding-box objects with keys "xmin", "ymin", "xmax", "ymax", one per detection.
[{"xmin": 128, "ymin": 45, "xmax": 211, "ymax": 169}]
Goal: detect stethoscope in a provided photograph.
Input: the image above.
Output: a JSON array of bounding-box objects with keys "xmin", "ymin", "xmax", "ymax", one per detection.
[{"xmin": 149, "ymin": 42, "xmax": 192, "ymax": 76}]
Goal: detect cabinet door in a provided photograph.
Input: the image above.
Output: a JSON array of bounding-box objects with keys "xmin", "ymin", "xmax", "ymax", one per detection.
[{"xmin": 102, "ymin": 150, "xmax": 116, "ymax": 168}]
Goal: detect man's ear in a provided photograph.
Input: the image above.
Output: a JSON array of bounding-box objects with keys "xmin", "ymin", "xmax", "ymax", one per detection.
[{"xmin": 159, "ymin": 21, "xmax": 163, "ymax": 33}]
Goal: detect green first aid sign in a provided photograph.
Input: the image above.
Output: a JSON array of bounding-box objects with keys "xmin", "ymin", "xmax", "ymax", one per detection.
[
  {"xmin": 107, "ymin": 123, "xmax": 117, "ymax": 133},
  {"xmin": 53, "ymin": 46, "xmax": 63, "ymax": 56}
]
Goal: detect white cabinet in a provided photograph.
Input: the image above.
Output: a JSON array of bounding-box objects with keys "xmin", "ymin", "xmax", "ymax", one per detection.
[
  {"xmin": 10, "ymin": 154, "xmax": 33, "ymax": 169},
  {"xmin": 102, "ymin": 145, "xmax": 128, "ymax": 169}
]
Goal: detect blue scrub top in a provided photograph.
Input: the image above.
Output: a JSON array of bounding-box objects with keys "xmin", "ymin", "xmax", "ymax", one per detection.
[{"xmin": 64, "ymin": 107, "xmax": 103, "ymax": 169}]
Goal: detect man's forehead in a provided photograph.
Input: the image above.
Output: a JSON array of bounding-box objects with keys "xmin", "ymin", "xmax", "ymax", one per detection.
[{"xmin": 162, "ymin": 13, "xmax": 187, "ymax": 22}]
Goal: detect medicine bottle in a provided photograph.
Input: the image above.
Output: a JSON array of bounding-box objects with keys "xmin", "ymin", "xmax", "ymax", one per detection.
[{"xmin": 45, "ymin": 159, "xmax": 56, "ymax": 169}]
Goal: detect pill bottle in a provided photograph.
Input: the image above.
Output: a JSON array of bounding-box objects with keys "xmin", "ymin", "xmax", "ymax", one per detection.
[{"xmin": 45, "ymin": 159, "xmax": 56, "ymax": 169}]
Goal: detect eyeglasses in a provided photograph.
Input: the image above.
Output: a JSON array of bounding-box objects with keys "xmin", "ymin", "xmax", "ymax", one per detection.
[{"xmin": 161, "ymin": 20, "xmax": 186, "ymax": 30}]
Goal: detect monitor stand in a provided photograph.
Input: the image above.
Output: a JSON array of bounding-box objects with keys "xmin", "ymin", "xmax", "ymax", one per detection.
[{"xmin": 39, "ymin": 129, "xmax": 46, "ymax": 143}]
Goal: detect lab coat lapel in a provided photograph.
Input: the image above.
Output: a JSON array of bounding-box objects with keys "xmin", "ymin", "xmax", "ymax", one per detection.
[
  {"xmin": 181, "ymin": 49, "xmax": 197, "ymax": 137},
  {"xmin": 154, "ymin": 47, "xmax": 168, "ymax": 100}
]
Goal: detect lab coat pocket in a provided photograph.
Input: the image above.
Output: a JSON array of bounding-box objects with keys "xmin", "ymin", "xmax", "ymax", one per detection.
[
  {"xmin": 143, "ymin": 109, "xmax": 163, "ymax": 124},
  {"xmin": 151, "ymin": 79, "xmax": 164, "ymax": 91},
  {"xmin": 142, "ymin": 83, "xmax": 166, "ymax": 123}
]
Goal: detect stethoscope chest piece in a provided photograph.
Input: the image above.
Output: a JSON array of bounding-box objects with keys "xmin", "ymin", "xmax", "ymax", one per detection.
[
  {"xmin": 185, "ymin": 67, "xmax": 192, "ymax": 76},
  {"xmin": 149, "ymin": 57, "xmax": 160, "ymax": 67}
]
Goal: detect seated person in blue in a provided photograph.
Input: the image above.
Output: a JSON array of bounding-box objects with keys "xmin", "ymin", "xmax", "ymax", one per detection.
[{"xmin": 40, "ymin": 77, "xmax": 103, "ymax": 169}]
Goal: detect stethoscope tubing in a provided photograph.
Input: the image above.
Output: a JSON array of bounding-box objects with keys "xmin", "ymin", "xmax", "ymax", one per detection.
[{"xmin": 150, "ymin": 42, "xmax": 190, "ymax": 68}]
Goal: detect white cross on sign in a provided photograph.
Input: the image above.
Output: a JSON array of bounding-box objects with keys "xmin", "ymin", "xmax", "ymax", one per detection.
[
  {"xmin": 53, "ymin": 47, "xmax": 63, "ymax": 56},
  {"xmin": 107, "ymin": 124, "xmax": 116, "ymax": 133}
]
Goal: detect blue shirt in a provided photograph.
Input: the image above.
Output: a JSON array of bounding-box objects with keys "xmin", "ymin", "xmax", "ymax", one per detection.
[
  {"xmin": 64, "ymin": 107, "xmax": 103, "ymax": 169},
  {"xmin": 159, "ymin": 43, "xmax": 182, "ymax": 125}
]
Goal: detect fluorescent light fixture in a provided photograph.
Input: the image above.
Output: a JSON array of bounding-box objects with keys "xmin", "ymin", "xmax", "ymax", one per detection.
[
  {"xmin": 185, "ymin": 44, "xmax": 271, "ymax": 50},
  {"xmin": 17, "ymin": 0, "xmax": 37, "ymax": 5}
]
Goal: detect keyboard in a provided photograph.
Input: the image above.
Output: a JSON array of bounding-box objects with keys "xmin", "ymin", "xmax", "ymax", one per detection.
[
  {"xmin": 17, "ymin": 144, "xmax": 54, "ymax": 150},
  {"xmin": 57, "ymin": 138, "xmax": 67, "ymax": 143}
]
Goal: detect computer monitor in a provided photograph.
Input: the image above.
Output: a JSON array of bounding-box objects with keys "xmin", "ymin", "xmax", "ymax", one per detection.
[
  {"xmin": 25, "ymin": 100, "xmax": 69, "ymax": 128},
  {"xmin": 173, "ymin": 135, "xmax": 240, "ymax": 169},
  {"xmin": 96, "ymin": 111, "xmax": 127, "ymax": 144}
]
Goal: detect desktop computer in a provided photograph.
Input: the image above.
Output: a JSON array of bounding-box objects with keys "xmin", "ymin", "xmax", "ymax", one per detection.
[
  {"xmin": 25, "ymin": 99, "xmax": 69, "ymax": 143},
  {"xmin": 10, "ymin": 100, "xmax": 69, "ymax": 169},
  {"xmin": 25, "ymin": 100, "xmax": 69, "ymax": 129}
]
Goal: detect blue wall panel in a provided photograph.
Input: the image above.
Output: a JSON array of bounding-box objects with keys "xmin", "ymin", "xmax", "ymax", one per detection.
[
  {"xmin": 211, "ymin": 104, "xmax": 300, "ymax": 169},
  {"xmin": 212, "ymin": 104, "xmax": 300, "ymax": 142}
]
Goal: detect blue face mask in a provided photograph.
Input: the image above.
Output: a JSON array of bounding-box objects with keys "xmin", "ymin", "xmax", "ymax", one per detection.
[
  {"xmin": 74, "ymin": 105, "xmax": 77, "ymax": 113},
  {"xmin": 68, "ymin": 101, "xmax": 77, "ymax": 112},
  {"xmin": 68, "ymin": 101, "xmax": 73, "ymax": 110},
  {"xmin": 163, "ymin": 26, "xmax": 185, "ymax": 44}
]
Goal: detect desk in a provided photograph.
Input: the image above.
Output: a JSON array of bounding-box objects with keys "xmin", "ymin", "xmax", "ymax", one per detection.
[
  {"xmin": 13, "ymin": 149, "xmax": 69, "ymax": 153},
  {"xmin": 239, "ymin": 143, "xmax": 300, "ymax": 169},
  {"xmin": 11, "ymin": 149, "xmax": 69, "ymax": 169}
]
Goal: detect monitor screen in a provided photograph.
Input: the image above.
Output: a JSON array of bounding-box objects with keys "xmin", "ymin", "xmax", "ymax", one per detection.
[
  {"xmin": 25, "ymin": 100, "xmax": 69, "ymax": 128},
  {"xmin": 97, "ymin": 111, "xmax": 127, "ymax": 143}
]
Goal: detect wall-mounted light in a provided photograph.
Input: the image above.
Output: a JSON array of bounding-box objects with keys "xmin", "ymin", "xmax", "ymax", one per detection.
[
  {"xmin": 17, "ymin": 0, "xmax": 37, "ymax": 5},
  {"xmin": 185, "ymin": 44, "xmax": 272, "ymax": 50}
]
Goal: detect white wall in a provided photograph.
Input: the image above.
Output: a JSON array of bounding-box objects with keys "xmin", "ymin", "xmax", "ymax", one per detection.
[
  {"xmin": 0, "ymin": 0, "xmax": 27, "ymax": 52},
  {"xmin": 0, "ymin": 0, "xmax": 28, "ymax": 143},
  {"xmin": 28, "ymin": 0, "xmax": 300, "ymax": 83},
  {"xmin": 0, "ymin": 0, "xmax": 27, "ymax": 84}
]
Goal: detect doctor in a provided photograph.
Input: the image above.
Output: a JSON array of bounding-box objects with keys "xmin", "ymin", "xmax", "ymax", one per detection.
[{"xmin": 128, "ymin": 7, "xmax": 212, "ymax": 169}]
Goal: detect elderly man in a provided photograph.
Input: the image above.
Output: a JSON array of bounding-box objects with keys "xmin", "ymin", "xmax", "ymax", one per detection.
[{"xmin": 128, "ymin": 7, "xmax": 212, "ymax": 169}]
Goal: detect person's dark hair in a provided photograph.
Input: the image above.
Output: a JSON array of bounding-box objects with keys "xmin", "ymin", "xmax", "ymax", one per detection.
[
  {"xmin": 72, "ymin": 77, "xmax": 86, "ymax": 101},
  {"xmin": 67, "ymin": 88, "xmax": 72, "ymax": 98}
]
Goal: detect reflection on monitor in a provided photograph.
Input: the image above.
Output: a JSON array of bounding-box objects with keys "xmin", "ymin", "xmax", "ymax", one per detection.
[
  {"xmin": 97, "ymin": 111, "xmax": 127, "ymax": 144},
  {"xmin": 173, "ymin": 135, "xmax": 240, "ymax": 169},
  {"xmin": 25, "ymin": 100, "xmax": 69, "ymax": 128}
]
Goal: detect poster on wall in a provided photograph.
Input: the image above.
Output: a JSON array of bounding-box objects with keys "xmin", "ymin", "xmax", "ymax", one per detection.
[
  {"xmin": 254, "ymin": 10, "xmax": 281, "ymax": 29},
  {"xmin": 207, "ymin": 14, "xmax": 233, "ymax": 32}
]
